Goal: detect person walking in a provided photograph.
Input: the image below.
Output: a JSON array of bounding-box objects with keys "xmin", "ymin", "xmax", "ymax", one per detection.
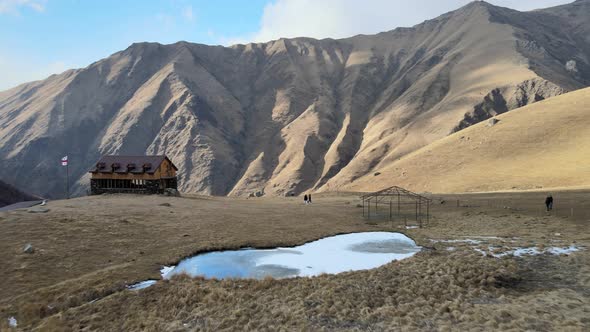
[
  {"xmin": 545, "ymin": 194, "xmax": 554, "ymax": 211},
  {"xmin": 304, "ymin": 194, "xmax": 308, "ymax": 205},
  {"xmin": 308, "ymin": 194, "xmax": 312, "ymax": 204}
]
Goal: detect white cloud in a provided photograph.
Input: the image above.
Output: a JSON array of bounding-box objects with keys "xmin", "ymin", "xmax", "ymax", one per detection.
[
  {"xmin": 228, "ymin": 0, "xmax": 572, "ymax": 45},
  {"xmin": 0, "ymin": 0, "xmax": 46, "ymax": 15},
  {"xmin": 182, "ymin": 5, "xmax": 194, "ymax": 22}
]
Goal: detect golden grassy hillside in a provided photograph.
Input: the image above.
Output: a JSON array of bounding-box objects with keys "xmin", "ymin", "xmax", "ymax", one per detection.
[{"xmin": 347, "ymin": 87, "xmax": 590, "ymax": 193}]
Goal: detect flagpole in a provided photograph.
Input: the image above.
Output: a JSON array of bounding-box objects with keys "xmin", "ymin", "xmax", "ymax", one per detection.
[{"xmin": 66, "ymin": 160, "xmax": 69, "ymax": 199}]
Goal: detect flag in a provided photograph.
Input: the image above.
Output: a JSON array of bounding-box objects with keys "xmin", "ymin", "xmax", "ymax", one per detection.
[{"xmin": 61, "ymin": 156, "xmax": 68, "ymax": 166}]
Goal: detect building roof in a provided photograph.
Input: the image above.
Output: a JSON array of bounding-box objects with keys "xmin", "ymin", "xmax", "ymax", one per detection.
[{"xmin": 89, "ymin": 155, "xmax": 178, "ymax": 174}]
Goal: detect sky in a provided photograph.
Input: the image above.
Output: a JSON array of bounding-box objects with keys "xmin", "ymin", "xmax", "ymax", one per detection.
[{"xmin": 0, "ymin": 0, "xmax": 573, "ymax": 90}]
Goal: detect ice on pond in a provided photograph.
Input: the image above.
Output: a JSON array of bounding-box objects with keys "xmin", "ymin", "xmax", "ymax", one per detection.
[
  {"xmin": 127, "ymin": 280, "xmax": 158, "ymax": 291},
  {"xmin": 160, "ymin": 266, "xmax": 175, "ymax": 278},
  {"xmin": 166, "ymin": 232, "xmax": 420, "ymax": 280}
]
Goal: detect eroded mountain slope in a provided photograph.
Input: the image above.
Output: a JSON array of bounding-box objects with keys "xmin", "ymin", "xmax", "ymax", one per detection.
[{"xmin": 0, "ymin": 1, "xmax": 588, "ymax": 197}]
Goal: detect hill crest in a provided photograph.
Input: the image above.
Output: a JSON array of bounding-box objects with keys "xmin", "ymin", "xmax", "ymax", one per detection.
[{"xmin": 345, "ymin": 87, "xmax": 590, "ymax": 193}]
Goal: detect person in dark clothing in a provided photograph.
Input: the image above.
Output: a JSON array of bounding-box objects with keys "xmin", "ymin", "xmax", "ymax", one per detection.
[
  {"xmin": 545, "ymin": 194, "xmax": 553, "ymax": 211},
  {"xmin": 308, "ymin": 194, "xmax": 312, "ymax": 204},
  {"xmin": 304, "ymin": 194, "xmax": 308, "ymax": 204}
]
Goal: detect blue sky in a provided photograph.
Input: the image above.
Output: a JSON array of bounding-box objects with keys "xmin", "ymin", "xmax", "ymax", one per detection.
[
  {"xmin": 0, "ymin": 0, "xmax": 268, "ymax": 90},
  {"xmin": 0, "ymin": 0, "xmax": 572, "ymax": 90}
]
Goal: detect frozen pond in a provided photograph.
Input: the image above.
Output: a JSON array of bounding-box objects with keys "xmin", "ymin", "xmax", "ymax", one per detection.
[{"xmin": 165, "ymin": 232, "xmax": 420, "ymax": 280}]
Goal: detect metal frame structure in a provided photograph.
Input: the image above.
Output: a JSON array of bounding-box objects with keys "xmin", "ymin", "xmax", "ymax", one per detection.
[{"xmin": 361, "ymin": 186, "xmax": 431, "ymax": 227}]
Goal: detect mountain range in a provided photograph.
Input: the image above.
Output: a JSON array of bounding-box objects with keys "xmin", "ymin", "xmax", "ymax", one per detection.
[{"xmin": 0, "ymin": 0, "xmax": 589, "ymax": 198}]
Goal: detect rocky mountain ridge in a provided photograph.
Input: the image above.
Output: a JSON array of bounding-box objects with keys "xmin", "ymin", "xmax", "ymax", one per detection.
[{"xmin": 0, "ymin": 1, "xmax": 588, "ymax": 198}]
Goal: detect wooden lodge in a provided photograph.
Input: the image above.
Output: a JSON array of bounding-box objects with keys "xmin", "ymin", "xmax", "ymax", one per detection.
[{"xmin": 89, "ymin": 155, "xmax": 178, "ymax": 195}]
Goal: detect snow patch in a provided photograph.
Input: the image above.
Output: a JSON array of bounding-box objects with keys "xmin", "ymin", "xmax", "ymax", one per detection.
[
  {"xmin": 166, "ymin": 232, "xmax": 420, "ymax": 280},
  {"xmin": 8, "ymin": 316, "xmax": 17, "ymax": 328},
  {"xmin": 473, "ymin": 248, "xmax": 488, "ymax": 256},
  {"xmin": 546, "ymin": 245, "xmax": 580, "ymax": 255},
  {"xmin": 566, "ymin": 60, "xmax": 578, "ymax": 73},
  {"xmin": 464, "ymin": 236, "xmax": 501, "ymax": 239},
  {"xmin": 511, "ymin": 247, "xmax": 542, "ymax": 257},
  {"xmin": 462, "ymin": 236, "xmax": 518, "ymax": 240},
  {"xmin": 475, "ymin": 245, "xmax": 581, "ymax": 258},
  {"xmin": 431, "ymin": 239, "xmax": 483, "ymax": 244}
]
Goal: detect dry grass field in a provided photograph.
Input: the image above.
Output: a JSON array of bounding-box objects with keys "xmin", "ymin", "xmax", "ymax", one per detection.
[{"xmin": 0, "ymin": 192, "xmax": 589, "ymax": 331}]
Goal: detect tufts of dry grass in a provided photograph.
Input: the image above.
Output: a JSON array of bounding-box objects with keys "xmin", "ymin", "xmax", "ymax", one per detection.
[
  {"xmin": 40, "ymin": 251, "xmax": 520, "ymax": 331},
  {"xmin": 1, "ymin": 193, "xmax": 589, "ymax": 331}
]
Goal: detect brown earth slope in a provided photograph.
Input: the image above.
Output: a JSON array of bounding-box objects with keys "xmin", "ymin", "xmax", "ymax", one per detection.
[
  {"xmin": 346, "ymin": 87, "xmax": 590, "ymax": 193},
  {"xmin": 0, "ymin": 1, "xmax": 589, "ymax": 198}
]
